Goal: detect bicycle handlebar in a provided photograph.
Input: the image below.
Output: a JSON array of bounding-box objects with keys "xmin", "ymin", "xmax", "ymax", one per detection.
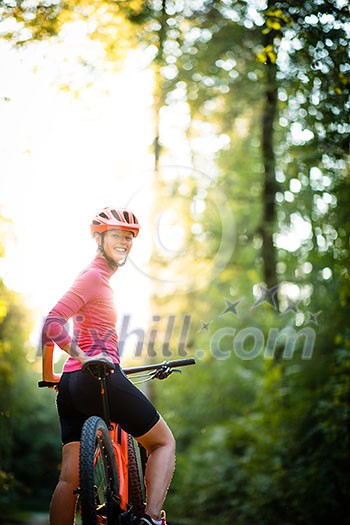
[
  {"xmin": 38, "ymin": 380, "xmax": 60, "ymax": 388},
  {"xmin": 123, "ymin": 358, "xmax": 196, "ymax": 375},
  {"xmin": 38, "ymin": 358, "xmax": 196, "ymax": 388}
]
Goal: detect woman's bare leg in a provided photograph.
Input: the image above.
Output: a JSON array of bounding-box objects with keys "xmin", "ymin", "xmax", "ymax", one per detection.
[
  {"xmin": 50, "ymin": 442, "xmax": 80, "ymax": 525},
  {"xmin": 137, "ymin": 418, "xmax": 176, "ymax": 520}
]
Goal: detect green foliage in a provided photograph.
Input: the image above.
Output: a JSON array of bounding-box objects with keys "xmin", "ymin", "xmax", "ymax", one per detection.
[
  {"xmin": 0, "ymin": 0, "xmax": 140, "ymax": 65},
  {"xmin": 147, "ymin": 1, "xmax": 350, "ymax": 524},
  {"xmin": 0, "ymin": 367, "xmax": 61, "ymax": 511}
]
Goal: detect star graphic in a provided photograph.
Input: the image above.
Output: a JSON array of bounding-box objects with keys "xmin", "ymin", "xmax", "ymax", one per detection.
[
  {"xmin": 281, "ymin": 297, "xmax": 300, "ymax": 315},
  {"xmin": 198, "ymin": 320, "xmax": 212, "ymax": 332},
  {"xmin": 305, "ymin": 310, "xmax": 322, "ymax": 326},
  {"xmin": 220, "ymin": 298, "xmax": 241, "ymax": 317},
  {"xmin": 253, "ymin": 284, "xmax": 279, "ymax": 310}
]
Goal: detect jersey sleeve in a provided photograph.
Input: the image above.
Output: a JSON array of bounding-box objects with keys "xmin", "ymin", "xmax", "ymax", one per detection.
[{"xmin": 42, "ymin": 268, "xmax": 101, "ymax": 350}]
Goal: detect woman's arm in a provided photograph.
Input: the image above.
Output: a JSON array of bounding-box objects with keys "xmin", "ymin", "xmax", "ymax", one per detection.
[
  {"xmin": 42, "ymin": 340, "xmax": 61, "ymax": 383},
  {"xmin": 41, "ymin": 267, "xmax": 113, "ymax": 379},
  {"xmin": 42, "ymin": 339, "xmax": 113, "ymax": 382}
]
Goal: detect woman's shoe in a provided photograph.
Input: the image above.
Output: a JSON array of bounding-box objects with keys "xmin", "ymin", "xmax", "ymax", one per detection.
[{"xmin": 140, "ymin": 510, "xmax": 167, "ymax": 525}]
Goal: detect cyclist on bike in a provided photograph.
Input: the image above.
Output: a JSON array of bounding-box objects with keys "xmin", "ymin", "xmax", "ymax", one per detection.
[{"xmin": 42, "ymin": 207, "xmax": 172, "ymax": 525}]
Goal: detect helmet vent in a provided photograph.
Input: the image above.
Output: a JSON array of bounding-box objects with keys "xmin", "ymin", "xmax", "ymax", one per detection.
[
  {"xmin": 122, "ymin": 210, "xmax": 130, "ymax": 222},
  {"xmin": 99, "ymin": 212, "xmax": 109, "ymax": 220},
  {"xmin": 111, "ymin": 209, "xmax": 123, "ymax": 221}
]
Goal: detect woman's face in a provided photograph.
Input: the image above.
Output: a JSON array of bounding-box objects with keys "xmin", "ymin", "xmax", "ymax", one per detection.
[{"xmin": 100, "ymin": 229, "xmax": 134, "ymax": 264}]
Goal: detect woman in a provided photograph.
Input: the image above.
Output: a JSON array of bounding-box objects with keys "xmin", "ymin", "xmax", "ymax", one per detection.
[{"xmin": 42, "ymin": 207, "xmax": 173, "ymax": 525}]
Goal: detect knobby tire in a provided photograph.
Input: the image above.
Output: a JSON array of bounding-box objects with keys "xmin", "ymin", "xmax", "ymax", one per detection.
[{"xmin": 127, "ymin": 435, "xmax": 145, "ymax": 519}]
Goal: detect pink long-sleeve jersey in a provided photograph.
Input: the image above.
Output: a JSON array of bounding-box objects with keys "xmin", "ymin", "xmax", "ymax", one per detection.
[{"xmin": 42, "ymin": 256, "xmax": 119, "ymax": 372}]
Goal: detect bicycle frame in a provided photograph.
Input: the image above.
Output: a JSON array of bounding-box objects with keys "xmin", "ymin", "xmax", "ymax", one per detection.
[
  {"xmin": 109, "ymin": 422, "xmax": 129, "ymax": 512},
  {"xmin": 89, "ymin": 422, "xmax": 130, "ymax": 512}
]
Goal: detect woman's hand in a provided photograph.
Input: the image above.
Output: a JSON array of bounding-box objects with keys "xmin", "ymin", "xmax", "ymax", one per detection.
[
  {"xmin": 62, "ymin": 343, "xmax": 114, "ymax": 366},
  {"xmin": 43, "ymin": 371, "xmax": 62, "ymax": 384}
]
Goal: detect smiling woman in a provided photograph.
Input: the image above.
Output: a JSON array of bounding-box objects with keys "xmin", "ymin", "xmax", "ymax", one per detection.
[
  {"xmin": 41, "ymin": 206, "xmax": 173, "ymax": 525},
  {"xmin": 42, "ymin": 206, "xmax": 141, "ymax": 378}
]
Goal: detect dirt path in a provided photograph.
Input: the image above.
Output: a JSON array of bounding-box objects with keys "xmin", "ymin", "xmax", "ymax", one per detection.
[
  {"xmin": 0, "ymin": 514, "xmax": 49, "ymax": 525},
  {"xmin": 22, "ymin": 514, "xmax": 49, "ymax": 525}
]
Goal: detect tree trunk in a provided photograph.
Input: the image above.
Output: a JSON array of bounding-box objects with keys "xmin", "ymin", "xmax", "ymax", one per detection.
[
  {"xmin": 261, "ymin": 18, "xmax": 279, "ymax": 311},
  {"xmin": 152, "ymin": 0, "xmax": 167, "ymax": 173},
  {"xmin": 146, "ymin": 0, "xmax": 167, "ymax": 403}
]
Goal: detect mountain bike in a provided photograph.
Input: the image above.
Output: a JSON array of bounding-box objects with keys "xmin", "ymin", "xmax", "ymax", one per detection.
[{"xmin": 39, "ymin": 357, "xmax": 196, "ymax": 524}]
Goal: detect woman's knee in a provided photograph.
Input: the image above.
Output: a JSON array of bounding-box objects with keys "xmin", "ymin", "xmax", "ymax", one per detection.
[
  {"xmin": 137, "ymin": 418, "xmax": 175, "ymax": 454},
  {"xmin": 59, "ymin": 442, "xmax": 80, "ymax": 485}
]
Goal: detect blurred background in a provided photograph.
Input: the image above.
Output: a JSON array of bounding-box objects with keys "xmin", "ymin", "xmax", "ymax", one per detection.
[{"xmin": 0, "ymin": 1, "xmax": 349, "ymax": 524}]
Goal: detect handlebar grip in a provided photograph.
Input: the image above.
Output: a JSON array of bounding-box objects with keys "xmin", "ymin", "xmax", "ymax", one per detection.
[
  {"xmin": 167, "ymin": 358, "xmax": 196, "ymax": 367},
  {"xmin": 123, "ymin": 357, "xmax": 196, "ymax": 375},
  {"xmin": 38, "ymin": 380, "xmax": 59, "ymax": 388}
]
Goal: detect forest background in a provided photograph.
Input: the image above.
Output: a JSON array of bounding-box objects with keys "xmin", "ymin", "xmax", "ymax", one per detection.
[{"xmin": 0, "ymin": 1, "xmax": 349, "ymax": 524}]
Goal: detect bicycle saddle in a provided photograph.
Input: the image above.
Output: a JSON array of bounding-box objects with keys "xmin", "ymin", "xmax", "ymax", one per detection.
[{"xmin": 82, "ymin": 359, "xmax": 115, "ymax": 379}]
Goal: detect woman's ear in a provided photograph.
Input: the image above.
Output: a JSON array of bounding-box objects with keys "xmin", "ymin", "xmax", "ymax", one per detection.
[{"xmin": 93, "ymin": 232, "xmax": 102, "ymax": 247}]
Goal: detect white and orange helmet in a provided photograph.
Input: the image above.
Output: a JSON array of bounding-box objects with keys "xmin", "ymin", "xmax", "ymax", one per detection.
[{"xmin": 91, "ymin": 207, "xmax": 140, "ymax": 238}]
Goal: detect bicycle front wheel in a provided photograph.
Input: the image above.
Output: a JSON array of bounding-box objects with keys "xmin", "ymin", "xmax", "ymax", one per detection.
[{"xmin": 79, "ymin": 416, "xmax": 120, "ymax": 525}]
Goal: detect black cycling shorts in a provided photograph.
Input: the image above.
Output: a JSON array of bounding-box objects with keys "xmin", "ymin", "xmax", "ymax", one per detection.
[{"xmin": 56, "ymin": 365, "xmax": 160, "ymax": 445}]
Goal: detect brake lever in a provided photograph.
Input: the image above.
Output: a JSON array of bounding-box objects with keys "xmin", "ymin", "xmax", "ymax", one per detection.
[{"xmin": 153, "ymin": 367, "xmax": 182, "ymax": 380}]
